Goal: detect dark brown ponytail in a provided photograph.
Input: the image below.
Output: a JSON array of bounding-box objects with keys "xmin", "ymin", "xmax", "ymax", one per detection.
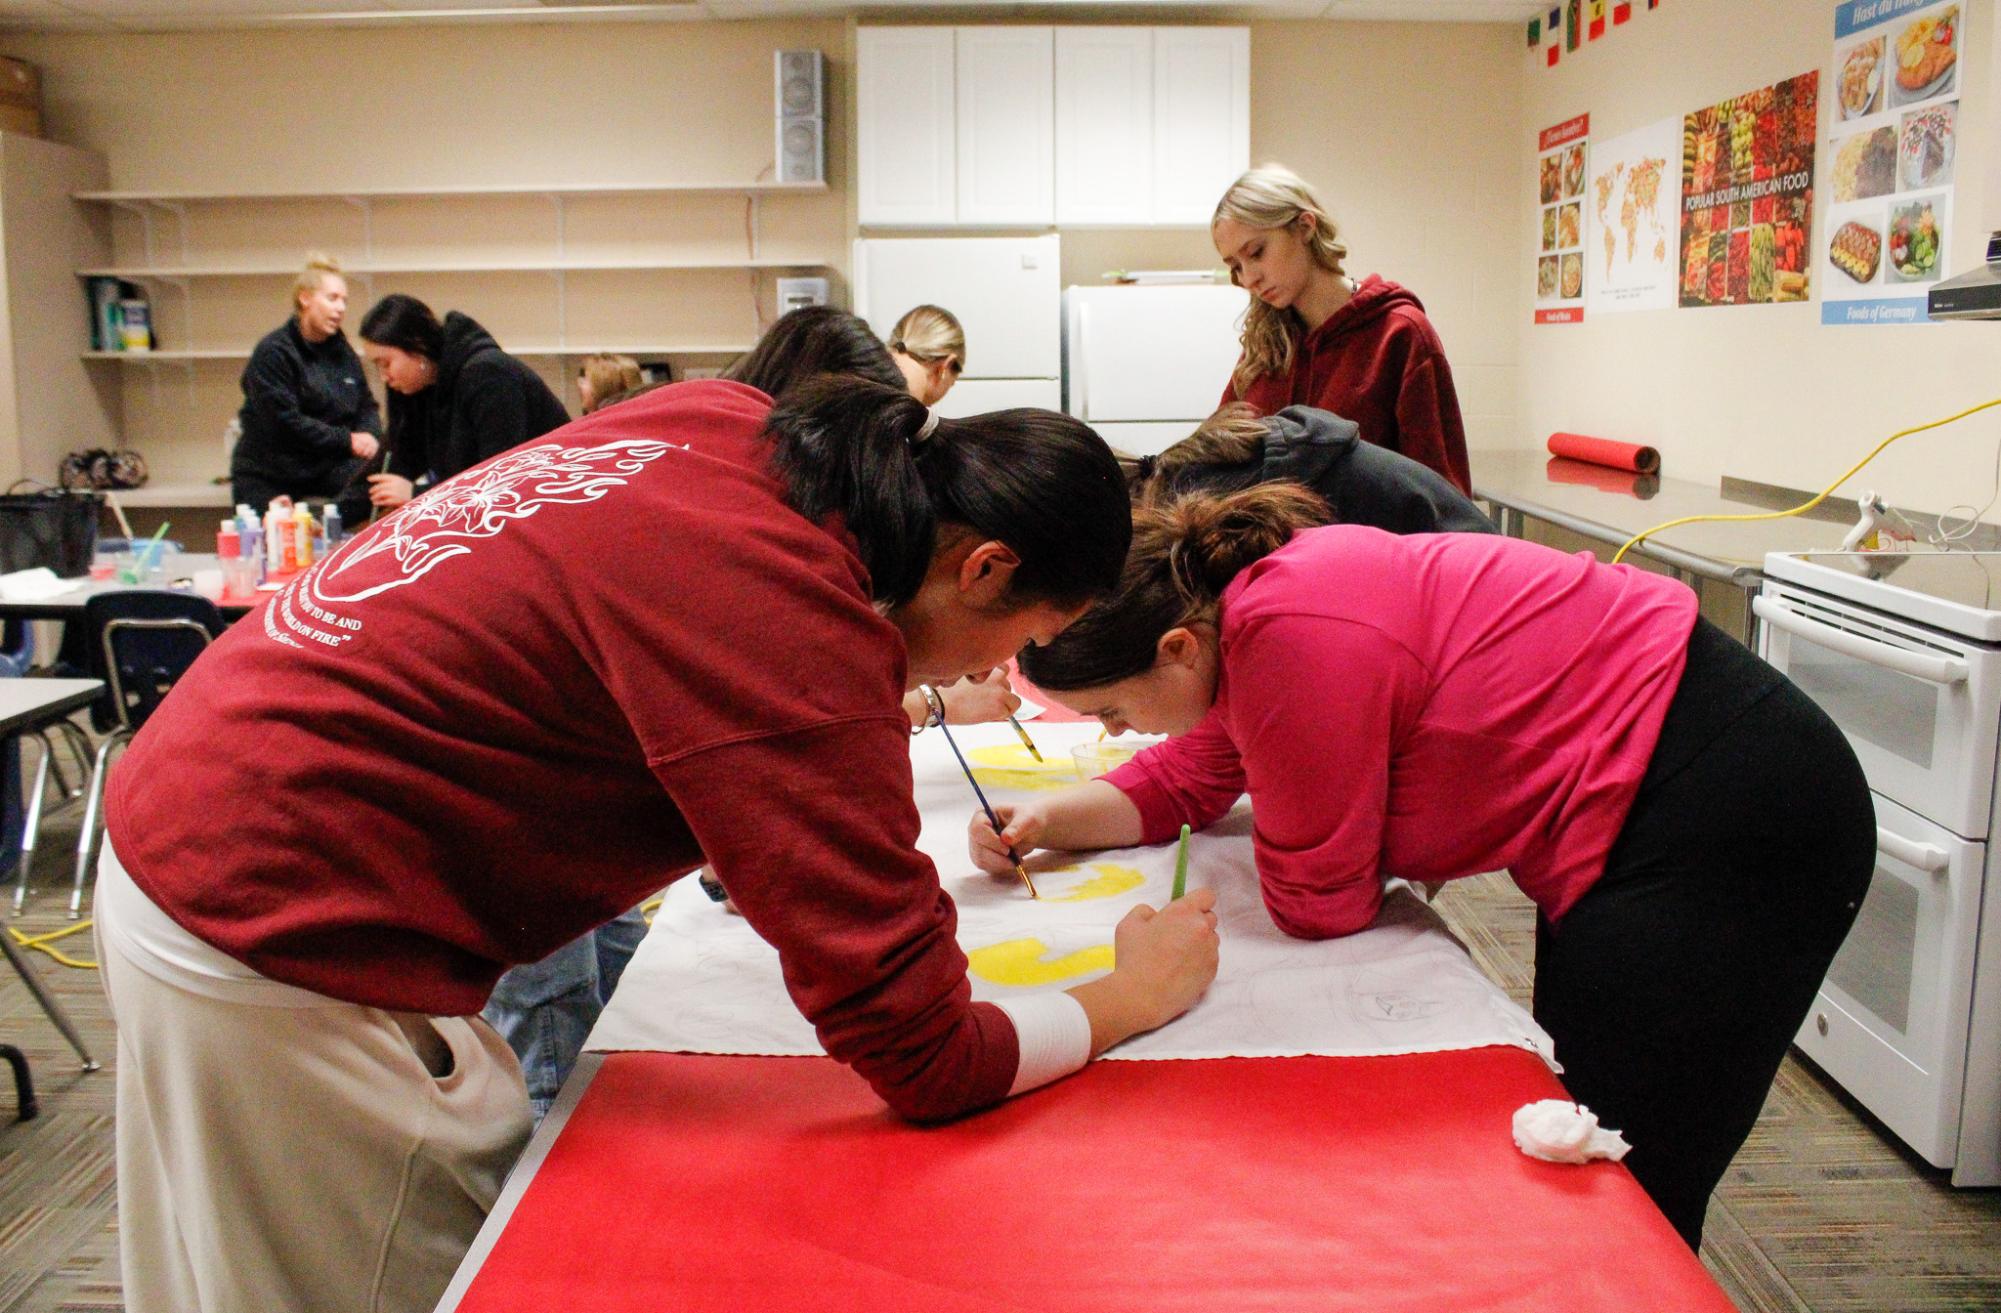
[
  {"xmin": 764, "ymin": 377, "xmax": 1131, "ymax": 610},
  {"xmin": 1020, "ymin": 483, "xmax": 1329, "ymax": 691}
]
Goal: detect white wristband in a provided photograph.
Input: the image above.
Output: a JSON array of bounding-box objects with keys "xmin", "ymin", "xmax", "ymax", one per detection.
[{"xmin": 994, "ymin": 992, "xmax": 1093, "ymax": 1096}]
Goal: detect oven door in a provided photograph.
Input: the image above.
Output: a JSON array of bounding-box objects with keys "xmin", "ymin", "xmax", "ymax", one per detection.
[
  {"xmin": 1756, "ymin": 582, "xmax": 2000, "ymax": 837},
  {"xmin": 1793, "ymin": 793, "xmax": 1984, "ymax": 1168}
]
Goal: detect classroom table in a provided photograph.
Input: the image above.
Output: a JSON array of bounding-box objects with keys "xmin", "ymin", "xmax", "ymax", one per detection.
[
  {"xmin": 0, "ymin": 553, "xmax": 257, "ymax": 622},
  {"xmin": 433, "ymin": 716, "xmax": 1741, "ymax": 1313},
  {"xmin": 1471, "ymin": 447, "xmax": 1856, "ymax": 637},
  {"xmin": 0, "ymin": 677, "xmax": 106, "ymax": 1111}
]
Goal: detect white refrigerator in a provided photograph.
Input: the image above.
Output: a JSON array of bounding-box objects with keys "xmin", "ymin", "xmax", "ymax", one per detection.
[
  {"xmin": 852, "ymin": 236, "xmax": 1062, "ymax": 418},
  {"xmin": 1062, "ymin": 283, "xmax": 1246, "ymax": 455}
]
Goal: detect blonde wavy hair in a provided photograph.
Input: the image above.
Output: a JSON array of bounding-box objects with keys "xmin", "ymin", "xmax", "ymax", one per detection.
[
  {"xmin": 888, "ymin": 304, "xmax": 966, "ymax": 371},
  {"xmin": 577, "ymin": 353, "xmax": 645, "ymax": 412},
  {"xmin": 1213, "ymin": 165, "xmax": 1348, "ymax": 393},
  {"xmin": 292, "ymin": 252, "xmax": 344, "ymax": 315}
]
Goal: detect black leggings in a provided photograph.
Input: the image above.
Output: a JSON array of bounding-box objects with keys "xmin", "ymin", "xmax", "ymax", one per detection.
[{"xmin": 1532, "ymin": 618, "xmax": 1874, "ymax": 1250}]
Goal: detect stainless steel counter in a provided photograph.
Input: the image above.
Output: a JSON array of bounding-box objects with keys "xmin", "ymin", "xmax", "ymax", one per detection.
[{"xmin": 1471, "ymin": 448, "xmax": 1857, "ymax": 636}]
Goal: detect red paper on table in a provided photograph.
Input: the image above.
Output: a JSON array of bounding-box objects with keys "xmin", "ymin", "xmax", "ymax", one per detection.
[
  {"xmin": 455, "ymin": 1050, "xmax": 1736, "ymax": 1313},
  {"xmin": 1547, "ymin": 431, "xmax": 1660, "ymax": 473},
  {"xmin": 1546, "ymin": 456, "xmax": 1660, "ymax": 498}
]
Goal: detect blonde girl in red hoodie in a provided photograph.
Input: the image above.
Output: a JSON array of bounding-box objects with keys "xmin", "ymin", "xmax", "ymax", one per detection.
[{"xmin": 1213, "ymin": 164, "xmax": 1471, "ymax": 495}]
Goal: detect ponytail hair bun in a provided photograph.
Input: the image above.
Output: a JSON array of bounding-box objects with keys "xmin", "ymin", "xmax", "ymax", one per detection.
[{"xmin": 1158, "ymin": 483, "xmax": 1329, "ymax": 607}]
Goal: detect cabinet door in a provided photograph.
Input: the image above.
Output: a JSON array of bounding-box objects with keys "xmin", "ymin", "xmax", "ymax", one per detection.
[
  {"xmin": 1152, "ymin": 27, "xmax": 1250, "ymax": 225},
  {"xmin": 1054, "ymin": 28, "xmax": 1153, "ymax": 226},
  {"xmin": 955, "ymin": 26, "xmax": 1054, "ymax": 226},
  {"xmin": 858, "ymin": 27, "xmax": 956, "ymax": 226}
]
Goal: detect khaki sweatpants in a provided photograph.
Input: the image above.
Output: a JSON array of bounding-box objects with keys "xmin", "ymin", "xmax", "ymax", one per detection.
[{"xmin": 97, "ymin": 918, "xmax": 533, "ymax": 1313}]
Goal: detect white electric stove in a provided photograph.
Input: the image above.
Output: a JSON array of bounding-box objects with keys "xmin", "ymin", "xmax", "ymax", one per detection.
[{"xmin": 1757, "ymin": 549, "xmax": 2001, "ymax": 1185}]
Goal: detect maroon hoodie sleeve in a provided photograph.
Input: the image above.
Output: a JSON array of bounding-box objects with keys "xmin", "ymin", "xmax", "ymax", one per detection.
[
  {"xmin": 1393, "ymin": 342, "xmax": 1473, "ymax": 497},
  {"xmin": 652, "ymin": 717, "xmax": 1019, "ymax": 1123}
]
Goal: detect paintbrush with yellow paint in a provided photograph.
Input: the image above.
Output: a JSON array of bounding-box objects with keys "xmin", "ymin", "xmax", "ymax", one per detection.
[
  {"xmin": 1005, "ymin": 712, "xmax": 1043, "ymax": 761},
  {"xmin": 924, "ymin": 687, "xmax": 1037, "ymax": 898}
]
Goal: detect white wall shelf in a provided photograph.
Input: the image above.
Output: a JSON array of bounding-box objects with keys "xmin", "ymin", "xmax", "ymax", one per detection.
[
  {"xmin": 110, "ymin": 482, "xmax": 234, "ymax": 508},
  {"xmin": 84, "ymin": 343, "xmax": 752, "ymax": 363},
  {"xmin": 73, "ymin": 182, "xmax": 828, "ymax": 204},
  {"xmin": 79, "ymin": 259, "xmax": 829, "ymax": 279}
]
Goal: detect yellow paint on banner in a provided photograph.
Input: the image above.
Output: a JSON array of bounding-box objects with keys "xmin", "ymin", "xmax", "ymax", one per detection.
[
  {"xmin": 1041, "ymin": 863, "xmax": 1145, "ymax": 903},
  {"xmin": 967, "ymin": 938, "xmax": 1115, "ymax": 987},
  {"xmin": 967, "ymin": 743, "xmax": 1080, "ymax": 792}
]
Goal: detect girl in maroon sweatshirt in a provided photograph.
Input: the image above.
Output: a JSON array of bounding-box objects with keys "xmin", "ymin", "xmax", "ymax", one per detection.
[
  {"xmin": 1213, "ymin": 164, "xmax": 1472, "ymax": 496},
  {"xmin": 95, "ymin": 373, "xmax": 1218, "ymax": 1313}
]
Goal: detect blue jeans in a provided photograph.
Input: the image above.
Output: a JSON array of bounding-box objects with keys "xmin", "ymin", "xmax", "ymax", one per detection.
[{"xmin": 481, "ymin": 905, "xmax": 650, "ymax": 1122}]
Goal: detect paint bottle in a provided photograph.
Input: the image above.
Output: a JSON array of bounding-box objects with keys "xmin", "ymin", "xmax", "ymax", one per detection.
[
  {"xmin": 266, "ymin": 501, "xmax": 291, "ymax": 576},
  {"xmin": 292, "ymin": 504, "xmax": 314, "ymax": 569},
  {"xmin": 322, "ymin": 502, "xmax": 343, "ymax": 550}
]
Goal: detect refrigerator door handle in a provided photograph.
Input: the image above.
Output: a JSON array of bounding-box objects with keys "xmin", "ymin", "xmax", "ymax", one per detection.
[{"xmin": 1074, "ymin": 303, "xmax": 1089, "ymax": 420}]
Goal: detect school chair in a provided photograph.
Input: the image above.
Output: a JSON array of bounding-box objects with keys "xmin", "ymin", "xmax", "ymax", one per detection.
[{"xmin": 68, "ymin": 590, "xmax": 225, "ymax": 918}]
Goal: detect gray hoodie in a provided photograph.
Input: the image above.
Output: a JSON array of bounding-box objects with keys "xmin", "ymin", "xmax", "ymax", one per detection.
[{"xmin": 1257, "ymin": 405, "xmax": 1495, "ymax": 536}]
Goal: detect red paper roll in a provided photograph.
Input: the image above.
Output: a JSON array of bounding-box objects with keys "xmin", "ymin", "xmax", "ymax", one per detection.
[
  {"xmin": 1547, "ymin": 432, "xmax": 1660, "ymax": 474},
  {"xmin": 1545, "ymin": 456, "xmax": 1660, "ymax": 499}
]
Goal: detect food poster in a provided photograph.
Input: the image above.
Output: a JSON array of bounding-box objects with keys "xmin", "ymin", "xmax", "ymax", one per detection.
[
  {"xmin": 1678, "ymin": 72, "xmax": 1818, "ymax": 309},
  {"xmin": 1822, "ymin": 0, "xmax": 1963, "ymax": 324},
  {"xmin": 1585, "ymin": 116, "xmax": 1680, "ymax": 314},
  {"xmin": 1535, "ymin": 113, "xmax": 1589, "ymax": 324}
]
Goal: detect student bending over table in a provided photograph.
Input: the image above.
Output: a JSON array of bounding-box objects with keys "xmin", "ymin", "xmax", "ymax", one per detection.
[
  {"xmin": 1131, "ymin": 401, "xmax": 1495, "ymax": 535},
  {"xmin": 93, "ymin": 375, "xmax": 1218, "ymax": 1313},
  {"xmin": 488, "ymin": 307, "xmax": 1017, "ymax": 1122},
  {"xmin": 974, "ymin": 485, "xmax": 1874, "ymax": 1250}
]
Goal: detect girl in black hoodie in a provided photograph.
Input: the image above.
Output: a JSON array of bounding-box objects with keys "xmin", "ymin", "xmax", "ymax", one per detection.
[{"xmin": 356, "ymin": 294, "xmax": 571, "ymax": 514}]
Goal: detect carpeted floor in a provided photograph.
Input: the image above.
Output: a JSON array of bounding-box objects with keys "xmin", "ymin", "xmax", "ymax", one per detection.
[{"xmin": 4, "ymin": 825, "xmax": 2000, "ymax": 1310}]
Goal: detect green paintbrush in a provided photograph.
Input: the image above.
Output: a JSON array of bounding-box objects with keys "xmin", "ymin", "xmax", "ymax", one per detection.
[{"xmin": 1171, "ymin": 823, "xmax": 1191, "ymax": 901}]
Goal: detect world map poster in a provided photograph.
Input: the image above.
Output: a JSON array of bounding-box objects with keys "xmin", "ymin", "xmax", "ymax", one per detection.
[
  {"xmin": 1677, "ymin": 71, "xmax": 1818, "ymax": 308},
  {"xmin": 1585, "ymin": 116, "xmax": 1679, "ymax": 314}
]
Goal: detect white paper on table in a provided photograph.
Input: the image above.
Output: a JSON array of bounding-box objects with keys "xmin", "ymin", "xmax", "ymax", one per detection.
[
  {"xmin": 0, "ymin": 567, "xmax": 74, "ymax": 602},
  {"xmin": 587, "ymin": 722, "xmax": 1554, "ymax": 1066}
]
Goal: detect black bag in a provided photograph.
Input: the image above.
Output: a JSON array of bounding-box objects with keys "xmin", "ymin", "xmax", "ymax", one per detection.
[{"xmin": 0, "ymin": 488, "xmax": 102, "ymax": 578}]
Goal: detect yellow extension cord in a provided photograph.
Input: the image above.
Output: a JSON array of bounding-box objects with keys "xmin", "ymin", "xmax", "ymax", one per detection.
[
  {"xmin": 9, "ymin": 919, "xmax": 96, "ymax": 970},
  {"xmin": 1610, "ymin": 396, "xmax": 2001, "ymax": 565}
]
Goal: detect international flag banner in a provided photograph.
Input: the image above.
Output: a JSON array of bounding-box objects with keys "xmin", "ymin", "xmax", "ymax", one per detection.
[
  {"xmin": 1528, "ymin": 17, "xmax": 1541, "ymax": 48},
  {"xmin": 1614, "ymin": 1, "xmax": 1633, "ymax": 23},
  {"xmin": 1546, "ymin": 10, "xmax": 1565, "ymax": 65},
  {"xmin": 1589, "ymin": 0, "xmax": 1607, "ymax": 40},
  {"xmin": 1567, "ymin": 0, "xmax": 1582, "ymax": 51}
]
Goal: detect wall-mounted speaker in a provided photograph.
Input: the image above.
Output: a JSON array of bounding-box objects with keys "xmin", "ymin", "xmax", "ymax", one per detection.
[{"xmin": 775, "ymin": 49, "xmax": 824, "ymax": 184}]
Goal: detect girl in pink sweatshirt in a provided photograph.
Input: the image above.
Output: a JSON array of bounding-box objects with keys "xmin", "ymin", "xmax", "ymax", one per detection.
[{"xmin": 980, "ymin": 485, "xmax": 1874, "ymax": 1250}]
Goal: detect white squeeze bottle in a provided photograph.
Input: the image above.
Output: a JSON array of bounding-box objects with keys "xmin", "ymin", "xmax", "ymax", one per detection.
[
  {"xmin": 323, "ymin": 502, "xmax": 343, "ymax": 550},
  {"xmin": 265, "ymin": 501, "xmax": 286, "ymax": 574}
]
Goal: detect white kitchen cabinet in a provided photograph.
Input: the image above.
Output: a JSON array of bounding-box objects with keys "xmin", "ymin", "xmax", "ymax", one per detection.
[
  {"xmin": 954, "ymin": 26, "xmax": 1054, "ymax": 226},
  {"xmin": 1152, "ymin": 27, "xmax": 1250, "ymax": 224},
  {"xmin": 859, "ymin": 24, "xmax": 1246, "ymax": 230},
  {"xmin": 1054, "ymin": 28, "xmax": 1154, "ymax": 226},
  {"xmin": 857, "ymin": 26, "xmax": 957, "ymax": 226}
]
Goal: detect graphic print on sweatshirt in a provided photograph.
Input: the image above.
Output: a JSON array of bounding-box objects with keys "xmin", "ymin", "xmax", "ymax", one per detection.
[{"xmin": 263, "ymin": 436, "xmax": 679, "ymax": 651}]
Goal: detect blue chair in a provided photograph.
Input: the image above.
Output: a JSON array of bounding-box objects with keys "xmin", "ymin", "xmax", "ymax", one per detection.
[{"xmin": 68, "ymin": 591, "xmax": 225, "ymax": 917}]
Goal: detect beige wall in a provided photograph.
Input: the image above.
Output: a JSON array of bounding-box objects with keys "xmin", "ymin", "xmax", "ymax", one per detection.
[
  {"xmin": 0, "ymin": 15, "xmax": 1522, "ymax": 490},
  {"xmin": 1518, "ymin": 0, "xmax": 2001, "ymax": 521}
]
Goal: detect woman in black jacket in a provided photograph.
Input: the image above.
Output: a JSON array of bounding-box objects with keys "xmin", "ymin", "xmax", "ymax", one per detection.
[
  {"xmin": 230, "ymin": 254, "xmax": 381, "ymax": 514},
  {"xmin": 356, "ymin": 294, "xmax": 571, "ymax": 514}
]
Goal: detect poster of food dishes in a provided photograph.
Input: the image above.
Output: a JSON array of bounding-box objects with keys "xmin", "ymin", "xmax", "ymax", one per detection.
[
  {"xmin": 1677, "ymin": 73, "xmax": 1817, "ymax": 309},
  {"xmin": 1822, "ymin": 0, "xmax": 1962, "ymax": 324},
  {"xmin": 1535, "ymin": 113, "xmax": 1589, "ymax": 323},
  {"xmin": 1585, "ymin": 116, "xmax": 1680, "ymax": 314}
]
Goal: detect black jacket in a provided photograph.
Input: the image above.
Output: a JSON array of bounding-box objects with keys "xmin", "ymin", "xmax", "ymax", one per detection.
[
  {"xmin": 231, "ymin": 319, "xmax": 381, "ymax": 491},
  {"xmin": 385, "ymin": 313, "xmax": 570, "ymax": 486},
  {"xmin": 1259, "ymin": 405, "xmax": 1495, "ymax": 535}
]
